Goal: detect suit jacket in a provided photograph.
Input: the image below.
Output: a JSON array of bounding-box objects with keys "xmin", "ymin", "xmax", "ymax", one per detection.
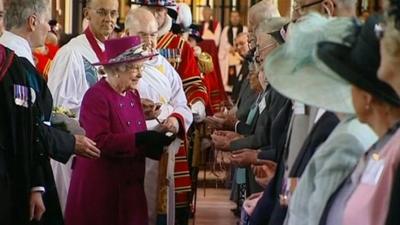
[
  {"xmin": 289, "ymin": 112, "xmax": 339, "ymax": 177},
  {"xmin": 235, "ymin": 74, "xmax": 258, "ymax": 124},
  {"xmin": 231, "ymin": 59, "xmax": 250, "ymax": 103},
  {"xmin": 230, "ymin": 88, "xmax": 289, "ymax": 151},
  {"xmin": 286, "ymin": 117, "xmax": 377, "ymax": 225},
  {"xmin": 0, "ymin": 46, "xmax": 69, "ymax": 225},
  {"xmin": 249, "ymin": 102, "xmax": 293, "ymax": 225},
  {"xmin": 266, "ymin": 112, "xmax": 339, "ymax": 225}
]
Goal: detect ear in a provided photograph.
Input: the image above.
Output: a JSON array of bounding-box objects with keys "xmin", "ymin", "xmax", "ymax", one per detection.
[
  {"xmin": 27, "ymin": 15, "xmax": 37, "ymax": 32},
  {"xmin": 364, "ymin": 92, "xmax": 373, "ymax": 110},
  {"xmin": 125, "ymin": 30, "xmax": 130, "ymax": 36},
  {"xmin": 322, "ymin": 0, "xmax": 336, "ymax": 17},
  {"xmin": 84, "ymin": 7, "xmax": 91, "ymax": 20}
]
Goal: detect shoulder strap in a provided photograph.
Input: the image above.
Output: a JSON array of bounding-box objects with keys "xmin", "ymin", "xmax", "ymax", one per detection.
[{"xmin": 157, "ymin": 32, "xmax": 176, "ymax": 49}]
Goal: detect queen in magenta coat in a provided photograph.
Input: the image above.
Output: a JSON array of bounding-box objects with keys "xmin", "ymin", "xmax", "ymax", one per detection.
[{"xmin": 65, "ymin": 36, "xmax": 174, "ymax": 225}]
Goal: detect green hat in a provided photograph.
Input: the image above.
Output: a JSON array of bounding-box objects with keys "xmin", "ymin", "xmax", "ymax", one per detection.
[{"xmin": 264, "ymin": 13, "xmax": 356, "ymax": 113}]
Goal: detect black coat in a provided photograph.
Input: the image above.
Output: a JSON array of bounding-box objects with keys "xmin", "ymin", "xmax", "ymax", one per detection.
[
  {"xmin": 0, "ymin": 46, "xmax": 75, "ymax": 225},
  {"xmin": 231, "ymin": 88, "xmax": 290, "ymax": 151},
  {"xmin": 250, "ymin": 111, "xmax": 339, "ymax": 225},
  {"xmin": 231, "ymin": 59, "xmax": 250, "ymax": 104}
]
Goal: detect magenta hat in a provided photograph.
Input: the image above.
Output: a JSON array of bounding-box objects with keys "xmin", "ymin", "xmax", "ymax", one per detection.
[{"xmin": 92, "ymin": 36, "xmax": 157, "ymax": 66}]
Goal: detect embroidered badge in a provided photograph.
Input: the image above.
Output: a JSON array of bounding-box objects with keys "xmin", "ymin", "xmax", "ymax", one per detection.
[{"xmin": 14, "ymin": 84, "xmax": 30, "ymax": 108}]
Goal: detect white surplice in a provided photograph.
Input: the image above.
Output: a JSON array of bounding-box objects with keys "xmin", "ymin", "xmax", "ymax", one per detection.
[
  {"xmin": 47, "ymin": 33, "xmax": 104, "ymax": 215},
  {"xmin": 139, "ymin": 54, "xmax": 192, "ymax": 225},
  {"xmin": 218, "ymin": 25, "xmax": 248, "ymax": 92},
  {"xmin": 201, "ymin": 21, "xmax": 221, "ymax": 46}
]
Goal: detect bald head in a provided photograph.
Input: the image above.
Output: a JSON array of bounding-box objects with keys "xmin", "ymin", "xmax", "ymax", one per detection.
[
  {"xmin": 248, "ymin": 0, "xmax": 280, "ymax": 32},
  {"xmin": 125, "ymin": 8, "xmax": 159, "ymax": 50}
]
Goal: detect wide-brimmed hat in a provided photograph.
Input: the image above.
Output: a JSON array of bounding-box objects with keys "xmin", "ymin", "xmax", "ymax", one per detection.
[
  {"xmin": 317, "ymin": 15, "xmax": 400, "ymax": 106},
  {"xmin": 131, "ymin": 0, "xmax": 178, "ymax": 19},
  {"xmin": 264, "ymin": 13, "xmax": 356, "ymax": 113},
  {"xmin": 92, "ymin": 36, "xmax": 157, "ymax": 66}
]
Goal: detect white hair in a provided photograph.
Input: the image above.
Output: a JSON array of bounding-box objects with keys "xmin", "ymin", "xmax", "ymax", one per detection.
[
  {"xmin": 248, "ymin": 0, "xmax": 281, "ymax": 29},
  {"xmin": 5, "ymin": 0, "xmax": 49, "ymax": 30}
]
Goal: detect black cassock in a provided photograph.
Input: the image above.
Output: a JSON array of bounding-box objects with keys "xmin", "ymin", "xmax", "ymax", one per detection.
[{"xmin": 0, "ymin": 45, "xmax": 75, "ymax": 225}]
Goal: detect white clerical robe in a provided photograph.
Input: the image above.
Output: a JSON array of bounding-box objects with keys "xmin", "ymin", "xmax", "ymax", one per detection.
[
  {"xmin": 47, "ymin": 33, "xmax": 104, "ymax": 215},
  {"xmin": 201, "ymin": 21, "xmax": 221, "ymax": 46},
  {"xmin": 218, "ymin": 26, "xmax": 248, "ymax": 92},
  {"xmin": 139, "ymin": 54, "xmax": 192, "ymax": 225}
]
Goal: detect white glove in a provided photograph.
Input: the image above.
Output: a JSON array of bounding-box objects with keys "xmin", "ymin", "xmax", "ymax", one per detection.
[{"xmin": 191, "ymin": 101, "xmax": 206, "ymax": 123}]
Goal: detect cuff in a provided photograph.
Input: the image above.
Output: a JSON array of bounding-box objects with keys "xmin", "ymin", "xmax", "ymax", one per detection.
[
  {"xmin": 31, "ymin": 186, "xmax": 45, "ymax": 193},
  {"xmin": 234, "ymin": 121, "xmax": 240, "ymax": 133}
]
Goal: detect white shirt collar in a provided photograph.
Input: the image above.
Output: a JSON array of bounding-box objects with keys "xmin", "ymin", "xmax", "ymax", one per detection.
[{"xmin": 0, "ymin": 31, "xmax": 35, "ymax": 65}]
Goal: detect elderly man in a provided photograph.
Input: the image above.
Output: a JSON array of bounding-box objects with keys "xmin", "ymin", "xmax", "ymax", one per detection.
[
  {"xmin": 0, "ymin": 0, "xmax": 100, "ymax": 224},
  {"xmin": 125, "ymin": 8, "xmax": 193, "ymax": 225},
  {"xmin": 46, "ymin": 0, "xmax": 119, "ymax": 213},
  {"xmin": 132, "ymin": 0, "xmax": 208, "ymax": 122},
  {"xmin": 206, "ymin": 0, "xmax": 280, "ymax": 132}
]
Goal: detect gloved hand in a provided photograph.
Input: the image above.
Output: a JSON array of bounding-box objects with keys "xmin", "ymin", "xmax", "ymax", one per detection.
[
  {"xmin": 135, "ymin": 130, "xmax": 176, "ymax": 160},
  {"xmin": 191, "ymin": 101, "xmax": 206, "ymax": 123}
]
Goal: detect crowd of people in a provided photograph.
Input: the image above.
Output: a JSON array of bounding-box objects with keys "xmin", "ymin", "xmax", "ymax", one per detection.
[{"xmin": 0, "ymin": 0, "xmax": 399, "ymax": 225}]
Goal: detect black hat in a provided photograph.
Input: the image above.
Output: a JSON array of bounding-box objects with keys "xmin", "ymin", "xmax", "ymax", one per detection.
[
  {"xmin": 188, "ymin": 24, "xmax": 203, "ymax": 43},
  {"xmin": 317, "ymin": 15, "xmax": 400, "ymax": 106}
]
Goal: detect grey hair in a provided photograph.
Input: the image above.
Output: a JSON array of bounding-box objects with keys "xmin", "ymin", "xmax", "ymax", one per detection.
[
  {"xmin": 335, "ymin": 0, "xmax": 357, "ymax": 8},
  {"xmin": 255, "ymin": 17, "xmax": 290, "ymax": 35},
  {"xmin": 5, "ymin": 0, "xmax": 49, "ymax": 30}
]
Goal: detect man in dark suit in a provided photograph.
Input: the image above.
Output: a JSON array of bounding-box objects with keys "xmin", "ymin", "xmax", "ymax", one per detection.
[
  {"xmin": 0, "ymin": 1, "xmax": 101, "ymax": 224},
  {"xmin": 249, "ymin": 111, "xmax": 339, "ymax": 225}
]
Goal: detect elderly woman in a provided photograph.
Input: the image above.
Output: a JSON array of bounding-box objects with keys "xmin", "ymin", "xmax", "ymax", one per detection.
[
  {"xmin": 378, "ymin": 2, "xmax": 400, "ymax": 224},
  {"xmin": 65, "ymin": 36, "xmax": 174, "ymax": 225},
  {"xmin": 315, "ymin": 15, "xmax": 400, "ymax": 225}
]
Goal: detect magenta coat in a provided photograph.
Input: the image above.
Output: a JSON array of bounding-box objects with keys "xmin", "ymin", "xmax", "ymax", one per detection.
[{"xmin": 65, "ymin": 78, "xmax": 148, "ymax": 225}]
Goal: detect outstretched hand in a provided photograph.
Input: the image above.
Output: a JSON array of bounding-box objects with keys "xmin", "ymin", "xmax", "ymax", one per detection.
[{"xmin": 74, "ymin": 135, "xmax": 101, "ymax": 159}]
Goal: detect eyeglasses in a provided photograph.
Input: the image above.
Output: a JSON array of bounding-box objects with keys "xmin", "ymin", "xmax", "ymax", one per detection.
[
  {"xmin": 293, "ymin": 0, "xmax": 324, "ymax": 15},
  {"xmin": 254, "ymin": 42, "xmax": 277, "ymax": 64},
  {"xmin": 117, "ymin": 64, "xmax": 144, "ymax": 73},
  {"xmin": 90, "ymin": 8, "xmax": 119, "ymax": 19}
]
